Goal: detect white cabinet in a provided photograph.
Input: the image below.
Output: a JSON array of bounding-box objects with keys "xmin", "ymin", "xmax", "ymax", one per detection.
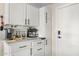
[
  {"xmin": 45, "ymin": 5, "xmax": 52, "ymax": 56},
  {"xmin": 26, "ymin": 4, "xmax": 39, "ymax": 26},
  {"xmin": 9, "ymin": 3, "xmax": 26, "ymax": 25},
  {"xmin": 7, "ymin": 40, "xmax": 45, "ymax": 56},
  {"xmin": 12, "ymin": 49, "xmax": 30, "ymax": 56},
  {"xmin": 38, "ymin": 7, "xmax": 46, "ymax": 37},
  {"xmin": 9, "ymin": 41, "xmax": 31, "ymax": 56},
  {"xmin": 45, "ymin": 40, "xmax": 50, "ymax": 56},
  {"xmin": 32, "ymin": 46, "xmax": 44, "ymax": 56},
  {"xmin": 39, "ymin": 6, "xmax": 52, "ymax": 56},
  {"xmin": 4, "ymin": 4, "xmax": 39, "ymax": 26},
  {"xmin": 32, "ymin": 40, "xmax": 45, "ymax": 56}
]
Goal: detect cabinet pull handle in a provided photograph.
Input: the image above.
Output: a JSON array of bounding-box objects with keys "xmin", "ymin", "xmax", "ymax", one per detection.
[
  {"xmin": 25, "ymin": 19, "xmax": 27, "ymax": 25},
  {"xmin": 46, "ymin": 12, "xmax": 47, "ymax": 24},
  {"xmin": 37, "ymin": 42, "xmax": 42, "ymax": 44},
  {"xmin": 37, "ymin": 48, "xmax": 42, "ymax": 51},
  {"xmin": 46, "ymin": 40, "xmax": 47, "ymax": 45},
  {"xmin": 58, "ymin": 30, "xmax": 61, "ymax": 35},
  {"xmin": 19, "ymin": 45, "xmax": 27, "ymax": 48},
  {"xmin": 30, "ymin": 48, "xmax": 32, "ymax": 55},
  {"xmin": 28, "ymin": 19, "xmax": 30, "ymax": 25}
]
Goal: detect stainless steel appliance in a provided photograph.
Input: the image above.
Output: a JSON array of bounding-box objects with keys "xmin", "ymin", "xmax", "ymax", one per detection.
[{"xmin": 27, "ymin": 27, "xmax": 38, "ymax": 38}]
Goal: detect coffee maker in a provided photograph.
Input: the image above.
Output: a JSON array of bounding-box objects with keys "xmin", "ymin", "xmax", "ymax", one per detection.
[{"xmin": 27, "ymin": 27, "xmax": 38, "ymax": 38}]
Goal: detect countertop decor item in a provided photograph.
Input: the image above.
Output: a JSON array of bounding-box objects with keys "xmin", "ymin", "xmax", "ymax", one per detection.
[
  {"xmin": 27, "ymin": 27, "xmax": 38, "ymax": 38},
  {"xmin": 0, "ymin": 16, "xmax": 4, "ymax": 31}
]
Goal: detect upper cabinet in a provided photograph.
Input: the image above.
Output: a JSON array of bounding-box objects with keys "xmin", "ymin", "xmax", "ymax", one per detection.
[
  {"xmin": 26, "ymin": 4, "xmax": 39, "ymax": 26},
  {"xmin": 4, "ymin": 3, "xmax": 39, "ymax": 26},
  {"xmin": 38, "ymin": 7, "xmax": 47, "ymax": 37},
  {"xmin": 9, "ymin": 3, "xmax": 26, "ymax": 25}
]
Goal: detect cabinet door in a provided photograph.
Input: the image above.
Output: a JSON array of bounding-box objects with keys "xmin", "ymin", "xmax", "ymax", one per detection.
[
  {"xmin": 9, "ymin": 3, "xmax": 25, "ymax": 25},
  {"xmin": 26, "ymin": 4, "xmax": 39, "ymax": 26},
  {"xmin": 39, "ymin": 6, "xmax": 52, "ymax": 56},
  {"xmin": 45, "ymin": 40, "xmax": 51, "ymax": 56},
  {"xmin": 9, "ymin": 40, "xmax": 31, "ymax": 56},
  {"xmin": 12, "ymin": 48, "xmax": 31, "ymax": 56},
  {"xmin": 45, "ymin": 5, "xmax": 52, "ymax": 56},
  {"xmin": 32, "ymin": 40, "xmax": 45, "ymax": 56},
  {"xmin": 31, "ymin": 6, "xmax": 39, "ymax": 26},
  {"xmin": 39, "ymin": 7, "xmax": 46, "ymax": 37},
  {"xmin": 32, "ymin": 46, "xmax": 45, "ymax": 56}
]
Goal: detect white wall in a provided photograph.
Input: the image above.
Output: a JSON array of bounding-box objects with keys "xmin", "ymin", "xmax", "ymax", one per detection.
[{"xmin": 0, "ymin": 3, "xmax": 4, "ymax": 15}]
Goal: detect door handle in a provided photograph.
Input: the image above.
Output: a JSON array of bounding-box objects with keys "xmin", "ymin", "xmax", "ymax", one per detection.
[
  {"xmin": 58, "ymin": 36, "xmax": 61, "ymax": 39},
  {"xmin": 58, "ymin": 30, "xmax": 61, "ymax": 39},
  {"xmin": 46, "ymin": 12, "xmax": 47, "ymax": 24},
  {"xmin": 30, "ymin": 48, "xmax": 32, "ymax": 55},
  {"xmin": 25, "ymin": 19, "xmax": 27, "ymax": 25},
  {"xmin": 37, "ymin": 42, "xmax": 42, "ymax": 44},
  {"xmin": 58, "ymin": 30, "xmax": 61, "ymax": 35},
  {"xmin": 19, "ymin": 45, "xmax": 27, "ymax": 48},
  {"xmin": 37, "ymin": 48, "xmax": 42, "ymax": 51},
  {"xmin": 46, "ymin": 40, "xmax": 48, "ymax": 45},
  {"xmin": 28, "ymin": 19, "xmax": 30, "ymax": 25}
]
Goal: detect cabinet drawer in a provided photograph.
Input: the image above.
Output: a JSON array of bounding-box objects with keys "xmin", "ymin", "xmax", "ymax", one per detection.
[
  {"xmin": 12, "ymin": 48, "xmax": 30, "ymax": 56},
  {"xmin": 9, "ymin": 41, "xmax": 31, "ymax": 53},
  {"xmin": 32, "ymin": 40, "xmax": 45, "ymax": 46},
  {"xmin": 32, "ymin": 46, "xmax": 45, "ymax": 56}
]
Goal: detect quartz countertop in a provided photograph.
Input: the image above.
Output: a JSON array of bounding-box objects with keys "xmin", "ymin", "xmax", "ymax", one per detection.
[{"xmin": 4, "ymin": 37, "xmax": 46, "ymax": 44}]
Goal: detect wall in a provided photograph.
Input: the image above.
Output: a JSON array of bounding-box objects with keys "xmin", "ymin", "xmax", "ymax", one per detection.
[
  {"xmin": 0, "ymin": 3, "xmax": 4, "ymax": 15},
  {"xmin": 0, "ymin": 3, "xmax": 5, "ymax": 56}
]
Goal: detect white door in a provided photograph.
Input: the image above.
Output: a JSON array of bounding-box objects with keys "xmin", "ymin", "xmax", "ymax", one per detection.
[{"xmin": 56, "ymin": 4, "xmax": 79, "ymax": 56}]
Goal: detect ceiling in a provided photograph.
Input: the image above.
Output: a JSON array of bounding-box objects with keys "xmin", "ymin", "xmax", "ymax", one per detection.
[{"xmin": 28, "ymin": 3, "xmax": 52, "ymax": 8}]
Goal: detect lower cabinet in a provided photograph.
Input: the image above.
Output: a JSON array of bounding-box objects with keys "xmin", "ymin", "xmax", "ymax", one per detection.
[
  {"xmin": 9, "ymin": 41, "xmax": 31, "ymax": 56},
  {"xmin": 8, "ymin": 40, "xmax": 45, "ymax": 56},
  {"xmin": 45, "ymin": 45, "xmax": 50, "ymax": 56},
  {"xmin": 45, "ymin": 40, "xmax": 50, "ymax": 56},
  {"xmin": 32, "ymin": 40, "xmax": 45, "ymax": 56},
  {"xmin": 12, "ymin": 48, "xmax": 31, "ymax": 56},
  {"xmin": 32, "ymin": 46, "xmax": 45, "ymax": 56}
]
